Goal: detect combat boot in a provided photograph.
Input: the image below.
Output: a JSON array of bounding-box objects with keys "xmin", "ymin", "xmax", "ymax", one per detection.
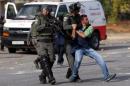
[
  {"xmin": 39, "ymin": 74, "xmax": 47, "ymax": 84},
  {"xmin": 66, "ymin": 68, "xmax": 72, "ymax": 79},
  {"xmin": 48, "ymin": 77, "xmax": 56, "ymax": 85},
  {"xmin": 42, "ymin": 56, "xmax": 56, "ymax": 85}
]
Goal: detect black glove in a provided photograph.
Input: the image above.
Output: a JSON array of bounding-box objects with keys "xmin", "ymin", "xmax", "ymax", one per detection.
[
  {"xmin": 37, "ymin": 24, "xmax": 45, "ymax": 32},
  {"xmin": 34, "ymin": 61, "xmax": 40, "ymax": 69}
]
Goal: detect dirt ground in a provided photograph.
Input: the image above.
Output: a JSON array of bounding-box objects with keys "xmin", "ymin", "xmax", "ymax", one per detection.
[{"xmin": 107, "ymin": 21, "xmax": 130, "ymax": 33}]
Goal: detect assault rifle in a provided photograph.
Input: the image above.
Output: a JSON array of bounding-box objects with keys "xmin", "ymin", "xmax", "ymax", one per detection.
[
  {"xmin": 37, "ymin": 18, "xmax": 65, "ymax": 36},
  {"xmin": 27, "ymin": 18, "xmax": 65, "ymax": 45}
]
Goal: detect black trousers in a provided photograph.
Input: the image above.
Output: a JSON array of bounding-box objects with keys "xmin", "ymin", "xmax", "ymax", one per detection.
[{"xmin": 54, "ymin": 44, "xmax": 65, "ymax": 63}]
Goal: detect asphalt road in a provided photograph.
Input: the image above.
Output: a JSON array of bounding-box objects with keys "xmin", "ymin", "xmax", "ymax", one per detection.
[{"xmin": 0, "ymin": 35, "xmax": 130, "ymax": 86}]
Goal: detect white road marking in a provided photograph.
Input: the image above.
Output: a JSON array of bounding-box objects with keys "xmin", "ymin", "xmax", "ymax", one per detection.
[
  {"xmin": 103, "ymin": 50, "xmax": 130, "ymax": 55},
  {"xmin": 118, "ymin": 73, "xmax": 130, "ymax": 75},
  {"xmin": 0, "ymin": 61, "xmax": 11, "ymax": 64},
  {"xmin": 19, "ymin": 64, "xmax": 24, "ymax": 66},
  {"xmin": 11, "ymin": 70, "xmax": 42, "ymax": 75},
  {"xmin": 9, "ymin": 67, "xmax": 15, "ymax": 70}
]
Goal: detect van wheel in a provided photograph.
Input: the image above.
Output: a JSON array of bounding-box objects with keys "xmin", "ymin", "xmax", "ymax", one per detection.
[
  {"xmin": 90, "ymin": 32, "xmax": 100, "ymax": 50},
  {"xmin": 8, "ymin": 48, "xmax": 16, "ymax": 53}
]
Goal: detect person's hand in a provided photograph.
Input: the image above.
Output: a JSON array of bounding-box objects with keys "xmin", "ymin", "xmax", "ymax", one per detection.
[
  {"xmin": 27, "ymin": 37, "xmax": 31, "ymax": 45},
  {"xmin": 27, "ymin": 40, "xmax": 30, "ymax": 45},
  {"xmin": 32, "ymin": 37, "xmax": 37, "ymax": 46},
  {"xmin": 35, "ymin": 64, "xmax": 39, "ymax": 69},
  {"xmin": 72, "ymin": 24, "xmax": 77, "ymax": 30}
]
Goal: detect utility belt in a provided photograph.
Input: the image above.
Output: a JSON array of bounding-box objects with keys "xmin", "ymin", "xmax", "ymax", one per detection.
[{"xmin": 37, "ymin": 35, "xmax": 53, "ymax": 43}]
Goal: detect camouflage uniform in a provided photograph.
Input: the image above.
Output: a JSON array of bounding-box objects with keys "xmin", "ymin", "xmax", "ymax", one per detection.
[
  {"xmin": 32, "ymin": 14, "xmax": 55, "ymax": 62},
  {"xmin": 31, "ymin": 14, "xmax": 56, "ymax": 85},
  {"xmin": 63, "ymin": 13, "xmax": 81, "ymax": 78}
]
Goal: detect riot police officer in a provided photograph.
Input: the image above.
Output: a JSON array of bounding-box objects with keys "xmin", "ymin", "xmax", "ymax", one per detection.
[
  {"xmin": 31, "ymin": 6, "xmax": 56, "ymax": 85},
  {"xmin": 63, "ymin": 2, "xmax": 81, "ymax": 81}
]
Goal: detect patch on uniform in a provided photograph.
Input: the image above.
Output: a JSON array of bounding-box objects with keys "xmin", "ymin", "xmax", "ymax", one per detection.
[{"xmin": 64, "ymin": 17, "xmax": 68, "ymax": 22}]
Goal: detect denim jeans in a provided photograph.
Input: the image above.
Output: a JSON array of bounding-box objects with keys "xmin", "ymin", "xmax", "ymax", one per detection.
[{"xmin": 71, "ymin": 48, "xmax": 110, "ymax": 80}]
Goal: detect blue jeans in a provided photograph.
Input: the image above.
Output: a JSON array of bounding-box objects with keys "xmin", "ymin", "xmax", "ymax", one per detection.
[{"xmin": 71, "ymin": 48, "xmax": 109, "ymax": 80}]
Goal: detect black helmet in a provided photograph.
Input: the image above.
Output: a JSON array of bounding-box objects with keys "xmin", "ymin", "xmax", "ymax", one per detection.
[{"xmin": 69, "ymin": 2, "xmax": 81, "ymax": 12}]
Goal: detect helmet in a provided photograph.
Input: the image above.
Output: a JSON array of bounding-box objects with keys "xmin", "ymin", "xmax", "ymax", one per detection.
[
  {"xmin": 44, "ymin": 5, "xmax": 52, "ymax": 13},
  {"xmin": 69, "ymin": 2, "xmax": 81, "ymax": 12}
]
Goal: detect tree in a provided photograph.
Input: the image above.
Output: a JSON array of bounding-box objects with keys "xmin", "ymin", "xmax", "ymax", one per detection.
[
  {"xmin": 108, "ymin": 0, "xmax": 121, "ymax": 23},
  {"xmin": 100, "ymin": 0, "xmax": 130, "ymax": 23},
  {"xmin": 100, "ymin": 0, "xmax": 112, "ymax": 21}
]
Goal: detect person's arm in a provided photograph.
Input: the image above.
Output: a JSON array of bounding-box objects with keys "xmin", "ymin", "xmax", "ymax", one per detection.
[
  {"xmin": 34, "ymin": 57, "xmax": 40, "ymax": 69},
  {"xmin": 76, "ymin": 26, "xmax": 94, "ymax": 38},
  {"xmin": 71, "ymin": 24, "xmax": 77, "ymax": 38},
  {"xmin": 76, "ymin": 31, "xmax": 86, "ymax": 38}
]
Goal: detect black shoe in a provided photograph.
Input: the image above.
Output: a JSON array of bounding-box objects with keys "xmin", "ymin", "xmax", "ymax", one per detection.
[
  {"xmin": 66, "ymin": 68, "xmax": 72, "ymax": 79},
  {"xmin": 105, "ymin": 73, "xmax": 116, "ymax": 82},
  {"xmin": 57, "ymin": 59, "xmax": 64, "ymax": 65},
  {"xmin": 39, "ymin": 75, "xmax": 47, "ymax": 84},
  {"xmin": 57, "ymin": 61, "xmax": 63, "ymax": 65},
  {"xmin": 49, "ymin": 79, "xmax": 56, "ymax": 85}
]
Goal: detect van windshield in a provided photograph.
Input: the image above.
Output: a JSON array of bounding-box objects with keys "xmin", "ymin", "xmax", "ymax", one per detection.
[{"xmin": 16, "ymin": 4, "xmax": 57, "ymax": 20}]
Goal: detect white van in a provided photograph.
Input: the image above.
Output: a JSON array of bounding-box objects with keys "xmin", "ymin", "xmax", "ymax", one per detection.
[{"xmin": 3, "ymin": 0, "xmax": 106, "ymax": 53}]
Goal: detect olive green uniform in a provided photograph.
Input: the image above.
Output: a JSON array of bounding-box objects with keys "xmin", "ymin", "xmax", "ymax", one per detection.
[
  {"xmin": 31, "ymin": 14, "xmax": 56, "ymax": 84},
  {"xmin": 31, "ymin": 14, "xmax": 55, "ymax": 62},
  {"xmin": 63, "ymin": 13, "xmax": 81, "ymax": 78}
]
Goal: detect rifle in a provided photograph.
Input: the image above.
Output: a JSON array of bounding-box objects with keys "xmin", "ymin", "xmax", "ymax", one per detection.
[{"xmin": 36, "ymin": 17, "xmax": 65, "ymax": 35}]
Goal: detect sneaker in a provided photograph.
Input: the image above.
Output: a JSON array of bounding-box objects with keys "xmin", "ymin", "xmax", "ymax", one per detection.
[
  {"xmin": 105, "ymin": 73, "xmax": 116, "ymax": 82},
  {"xmin": 75, "ymin": 75, "xmax": 81, "ymax": 82},
  {"xmin": 69, "ymin": 76, "xmax": 77, "ymax": 82},
  {"xmin": 69, "ymin": 75, "xmax": 81, "ymax": 82}
]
